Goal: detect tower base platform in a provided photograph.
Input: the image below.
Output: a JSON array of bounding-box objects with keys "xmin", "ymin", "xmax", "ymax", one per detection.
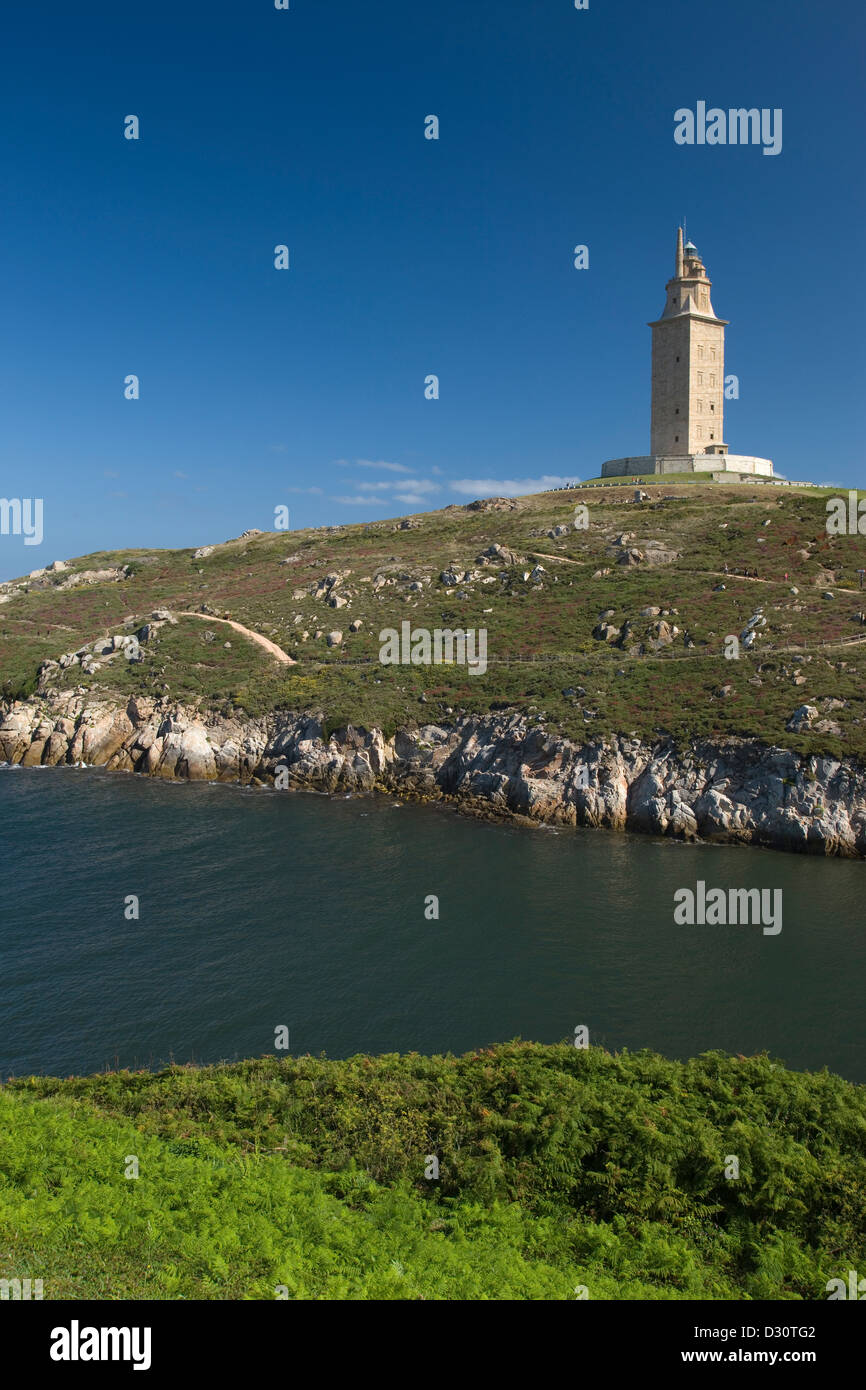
[{"xmin": 601, "ymin": 454, "xmax": 777, "ymax": 480}]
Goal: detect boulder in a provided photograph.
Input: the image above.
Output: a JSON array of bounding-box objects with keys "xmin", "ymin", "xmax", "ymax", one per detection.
[
  {"xmin": 477, "ymin": 543, "xmax": 521, "ymax": 567},
  {"xmin": 649, "ymin": 620, "xmax": 677, "ymax": 646},
  {"xmin": 786, "ymin": 704, "xmax": 818, "ymax": 733},
  {"xmin": 71, "ymin": 708, "xmax": 135, "ymax": 764}
]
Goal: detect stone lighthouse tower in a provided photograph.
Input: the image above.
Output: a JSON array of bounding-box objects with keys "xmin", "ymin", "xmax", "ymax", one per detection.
[
  {"xmin": 648, "ymin": 228, "xmax": 728, "ymax": 457},
  {"xmin": 600, "ymin": 229, "xmax": 776, "ymax": 479}
]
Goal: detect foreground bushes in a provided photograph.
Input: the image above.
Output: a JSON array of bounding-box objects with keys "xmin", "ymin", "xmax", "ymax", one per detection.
[{"xmin": 2, "ymin": 1044, "xmax": 864, "ymax": 1299}]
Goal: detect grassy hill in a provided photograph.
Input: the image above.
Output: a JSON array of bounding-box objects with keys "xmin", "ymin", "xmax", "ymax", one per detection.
[
  {"xmin": 2, "ymin": 1043, "xmax": 864, "ymax": 1300},
  {"xmin": 2, "ymin": 479, "xmax": 865, "ymax": 760}
]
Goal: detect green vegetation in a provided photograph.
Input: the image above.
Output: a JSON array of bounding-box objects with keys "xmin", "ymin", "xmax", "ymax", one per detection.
[
  {"xmin": 2, "ymin": 1043, "xmax": 864, "ymax": 1300},
  {"xmin": 2, "ymin": 481, "xmax": 866, "ymax": 758}
]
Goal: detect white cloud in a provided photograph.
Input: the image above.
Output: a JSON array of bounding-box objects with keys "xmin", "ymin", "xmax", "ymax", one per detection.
[
  {"xmin": 286, "ymin": 486, "xmax": 324, "ymax": 495},
  {"xmin": 357, "ymin": 478, "xmax": 441, "ymax": 494},
  {"xmin": 335, "ymin": 458, "xmax": 414, "ymax": 473},
  {"xmin": 331, "ymin": 494, "xmax": 379, "ymax": 506},
  {"xmin": 451, "ymin": 475, "xmax": 577, "ymax": 498},
  {"xmin": 393, "ymin": 493, "xmax": 427, "ymax": 505},
  {"xmin": 357, "ymin": 459, "xmax": 414, "ymax": 473}
]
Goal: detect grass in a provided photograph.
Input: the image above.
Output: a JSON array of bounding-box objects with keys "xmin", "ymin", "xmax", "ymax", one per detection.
[
  {"xmin": 2, "ymin": 1042, "xmax": 863, "ymax": 1300},
  {"xmin": 2, "ymin": 481, "xmax": 865, "ymax": 758}
]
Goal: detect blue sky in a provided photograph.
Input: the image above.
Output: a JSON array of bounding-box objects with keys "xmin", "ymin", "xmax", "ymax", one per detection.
[{"xmin": 1, "ymin": 0, "xmax": 863, "ymax": 577}]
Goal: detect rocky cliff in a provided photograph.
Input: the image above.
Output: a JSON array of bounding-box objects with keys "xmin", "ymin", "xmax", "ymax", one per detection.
[{"xmin": 1, "ymin": 691, "xmax": 863, "ymax": 857}]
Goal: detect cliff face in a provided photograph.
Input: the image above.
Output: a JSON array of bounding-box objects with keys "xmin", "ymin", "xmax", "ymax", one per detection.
[{"xmin": 2, "ymin": 692, "xmax": 864, "ymax": 858}]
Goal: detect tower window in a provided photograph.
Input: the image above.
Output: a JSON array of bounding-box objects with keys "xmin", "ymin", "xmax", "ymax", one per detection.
[
  {"xmin": 676, "ymin": 356, "xmax": 680, "ymax": 362},
  {"xmin": 675, "ymin": 435, "xmax": 679, "ymax": 443},
  {"xmin": 710, "ymin": 402, "xmax": 715, "ymax": 411},
  {"xmin": 675, "ymin": 407, "xmax": 679, "ymax": 414}
]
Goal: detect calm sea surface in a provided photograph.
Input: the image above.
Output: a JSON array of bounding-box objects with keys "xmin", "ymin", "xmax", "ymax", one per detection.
[{"xmin": 1, "ymin": 765, "xmax": 863, "ymax": 1080}]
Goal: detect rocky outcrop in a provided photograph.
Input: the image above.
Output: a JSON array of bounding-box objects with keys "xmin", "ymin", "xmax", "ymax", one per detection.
[{"xmin": 1, "ymin": 693, "xmax": 864, "ymax": 858}]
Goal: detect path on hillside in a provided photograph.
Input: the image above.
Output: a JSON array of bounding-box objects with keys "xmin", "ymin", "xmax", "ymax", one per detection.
[
  {"xmin": 703, "ymin": 570, "xmax": 863, "ymax": 595},
  {"xmin": 300, "ymin": 631, "xmax": 866, "ymax": 673},
  {"xmin": 530, "ymin": 553, "xmax": 865, "ymax": 596},
  {"xmin": 178, "ymin": 600, "xmax": 866, "ymax": 676},
  {"xmin": 527, "ymin": 552, "xmax": 584, "ymax": 566},
  {"xmin": 178, "ymin": 612, "xmax": 296, "ymax": 665}
]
